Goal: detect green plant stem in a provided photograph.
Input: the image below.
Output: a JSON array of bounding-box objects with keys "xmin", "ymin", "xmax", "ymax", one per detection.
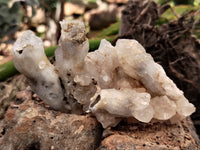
[
  {"xmin": 89, "ymin": 37, "xmax": 115, "ymax": 51},
  {"xmin": 97, "ymin": 21, "xmax": 120, "ymax": 38},
  {"xmin": 0, "ymin": 61, "xmax": 18, "ymax": 82},
  {"xmin": 0, "ymin": 37, "xmax": 115, "ymax": 81}
]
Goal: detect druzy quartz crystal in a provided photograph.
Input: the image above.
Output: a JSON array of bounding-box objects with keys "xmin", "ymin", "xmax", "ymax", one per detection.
[{"xmin": 12, "ymin": 20, "xmax": 195, "ymax": 128}]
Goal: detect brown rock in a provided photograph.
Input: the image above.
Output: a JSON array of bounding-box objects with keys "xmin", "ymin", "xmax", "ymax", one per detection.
[
  {"xmin": 0, "ymin": 75, "xmax": 28, "ymax": 119},
  {"xmin": 1, "ymin": 80, "xmax": 199, "ymax": 150},
  {"xmin": 0, "ymin": 94, "xmax": 102, "ymax": 150},
  {"xmin": 98, "ymin": 119, "xmax": 200, "ymax": 150},
  {"xmin": 106, "ymin": 0, "xmax": 128, "ymax": 4},
  {"xmin": 84, "ymin": 3, "xmax": 118, "ymax": 30}
]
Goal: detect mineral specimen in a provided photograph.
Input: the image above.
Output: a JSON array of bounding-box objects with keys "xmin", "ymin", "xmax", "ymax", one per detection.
[
  {"xmin": 11, "ymin": 31, "xmax": 66, "ymax": 112},
  {"xmin": 12, "ymin": 20, "xmax": 196, "ymax": 128}
]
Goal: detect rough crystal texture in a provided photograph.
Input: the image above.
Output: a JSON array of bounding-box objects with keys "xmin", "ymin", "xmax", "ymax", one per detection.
[
  {"xmin": 12, "ymin": 20, "xmax": 196, "ymax": 128},
  {"xmin": 55, "ymin": 20, "xmax": 96, "ymax": 113},
  {"xmin": 65, "ymin": 37, "xmax": 195, "ymax": 128}
]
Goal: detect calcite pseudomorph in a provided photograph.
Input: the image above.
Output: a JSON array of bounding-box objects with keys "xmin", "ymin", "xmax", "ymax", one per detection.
[
  {"xmin": 11, "ymin": 31, "xmax": 66, "ymax": 112},
  {"xmin": 12, "ymin": 20, "xmax": 195, "ymax": 128}
]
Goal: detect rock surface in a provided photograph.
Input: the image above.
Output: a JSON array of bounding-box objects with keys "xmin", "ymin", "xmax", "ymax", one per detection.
[
  {"xmin": 98, "ymin": 119, "xmax": 200, "ymax": 150},
  {"xmin": 0, "ymin": 90, "xmax": 102, "ymax": 150},
  {"xmin": 0, "ymin": 75, "xmax": 27, "ymax": 119},
  {"xmin": 0, "ymin": 90, "xmax": 199, "ymax": 150}
]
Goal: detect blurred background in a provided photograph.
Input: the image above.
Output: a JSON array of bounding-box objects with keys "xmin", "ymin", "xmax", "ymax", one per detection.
[{"xmin": 0, "ymin": 0, "xmax": 199, "ymax": 62}]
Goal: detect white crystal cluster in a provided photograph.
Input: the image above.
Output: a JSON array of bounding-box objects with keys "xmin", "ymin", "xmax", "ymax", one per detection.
[{"xmin": 12, "ymin": 20, "xmax": 195, "ymax": 128}]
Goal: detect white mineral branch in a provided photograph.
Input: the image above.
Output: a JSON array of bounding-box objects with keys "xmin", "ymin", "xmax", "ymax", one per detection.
[
  {"xmin": 12, "ymin": 20, "xmax": 195, "ymax": 128},
  {"xmin": 11, "ymin": 31, "xmax": 66, "ymax": 112}
]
